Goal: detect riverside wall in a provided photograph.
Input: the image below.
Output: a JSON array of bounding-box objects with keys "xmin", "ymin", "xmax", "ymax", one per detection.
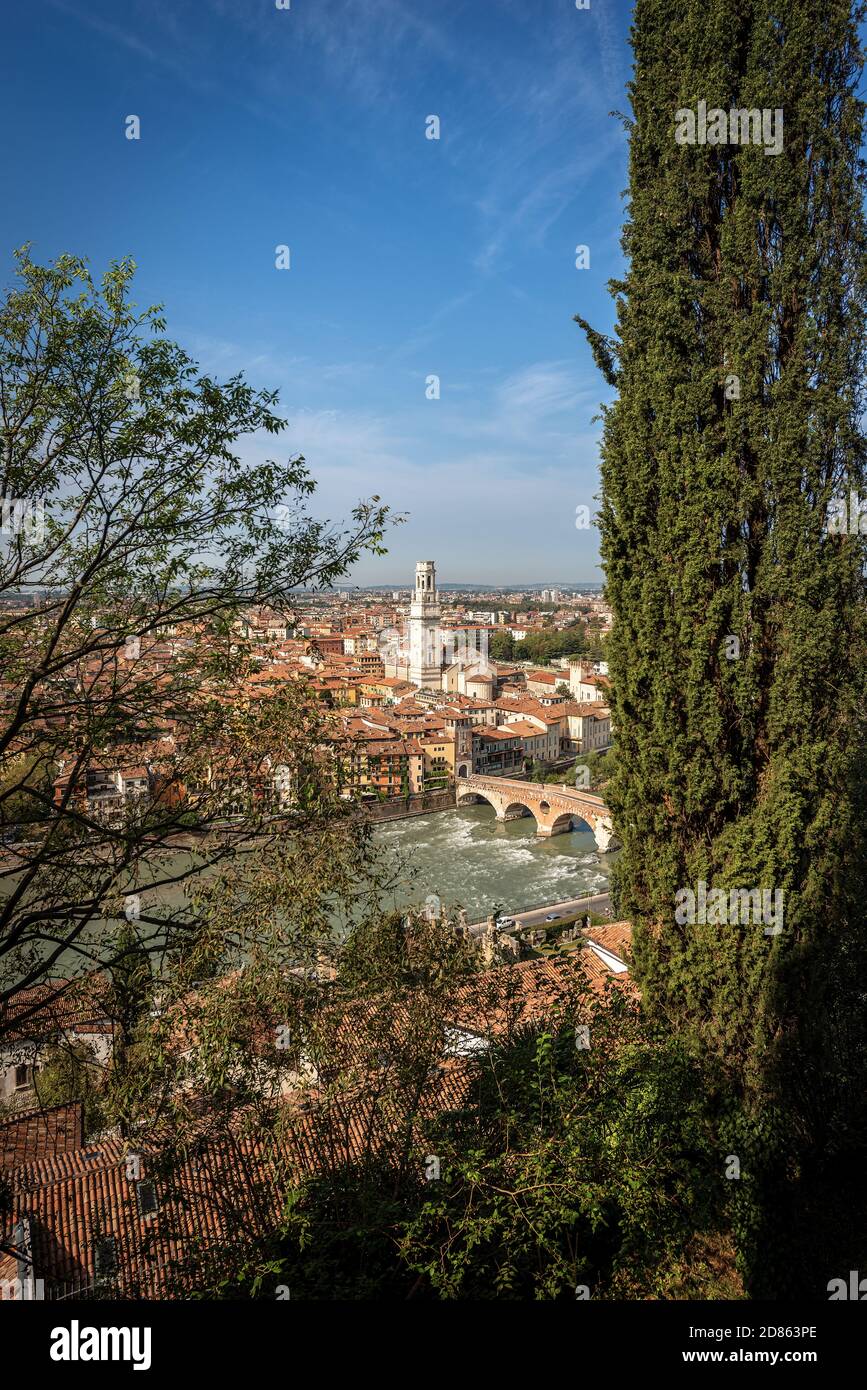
[{"xmin": 357, "ymin": 789, "xmax": 455, "ymax": 825}]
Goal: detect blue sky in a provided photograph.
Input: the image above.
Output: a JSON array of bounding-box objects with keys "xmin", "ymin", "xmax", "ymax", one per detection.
[{"xmin": 2, "ymin": 0, "xmax": 633, "ymax": 585}]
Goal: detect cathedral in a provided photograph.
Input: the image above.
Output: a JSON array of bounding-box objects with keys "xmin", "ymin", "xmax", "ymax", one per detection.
[
  {"xmin": 408, "ymin": 560, "xmax": 441, "ymax": 688},
  {"xmin": 385, "ymin": 560, "xmax": 498, "ymax": 699}
]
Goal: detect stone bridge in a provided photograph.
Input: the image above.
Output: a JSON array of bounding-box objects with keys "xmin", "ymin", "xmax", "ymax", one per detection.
[{"xmin": 456, "ymin": 774, "xmax": 618, "ymax": 852}]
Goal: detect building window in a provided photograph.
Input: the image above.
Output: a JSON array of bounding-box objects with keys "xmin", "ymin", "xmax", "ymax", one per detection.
[
  {"xmin": 136, "ymin": 1180, "xmax": 159, "ymax": 1217},
  {"xmin": 94, "ymin": 1235, "xmax": 118, "ymax": 1281}
]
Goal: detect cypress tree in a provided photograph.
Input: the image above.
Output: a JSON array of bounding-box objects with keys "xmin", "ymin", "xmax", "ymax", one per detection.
[{"xmin": 580, "ymin": 0, "xmax": 867, "ymax": 1293}]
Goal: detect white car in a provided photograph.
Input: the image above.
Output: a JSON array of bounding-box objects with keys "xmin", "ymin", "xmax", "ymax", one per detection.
[{"xmin": 495, "ymin": 916, "xmax": 516, "ymax": 931}]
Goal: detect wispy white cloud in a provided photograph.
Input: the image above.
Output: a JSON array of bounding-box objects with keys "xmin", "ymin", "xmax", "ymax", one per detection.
[
  {"xmin": 590, "ymin": 2, "xmax": 630, "ymax": 103},
  {"xmin": 230, "ymin": 363, "xmax": 603, "ymax": 582},
  {"xmin": 46, "ymin": 0, "xmax": 216, "ymax": 94},
  {"xmin": 387, "ymin": 289, "xmax": 479, "ymax": 364},
  {"xmin": 436, "ymin": 361, "xmax": 598, "ymax": 451},
  {"xmin": 496, "ymin": 361, "xmax": 589, "ymax": 420}
]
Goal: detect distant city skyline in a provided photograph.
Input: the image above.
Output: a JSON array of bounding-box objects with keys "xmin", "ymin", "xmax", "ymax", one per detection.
[
  {"xmin": 326, "ymin": 581, "xmax": 605, "ymax": 593},
  {"xmin": 2, "ymin": 0, "xmax": 633, "ymax": 582}
]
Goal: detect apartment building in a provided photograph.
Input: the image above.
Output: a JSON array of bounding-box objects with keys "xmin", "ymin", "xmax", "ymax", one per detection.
[
  {"xmin": 340, "ymin": 737, "xmax": 423, "ymax": 799},
  {"xmin": 559, "ymin": 701, "xmax": 612, "ymax": 754},
  {"xmin": 470, "ymin": 726, "xmax": 524, "ymax": 776}
]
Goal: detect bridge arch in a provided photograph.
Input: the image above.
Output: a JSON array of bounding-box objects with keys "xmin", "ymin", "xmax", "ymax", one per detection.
[
  {"xmin": 456, "ymin": 789, "xmax": 535, "ymax": 824},
  {"xmin": 456, "ymin": 788, "xmax": 488, "ymax": 808},
  {"xmin": 456, "ymin": 774, "xmax": 618, "ymax": 852}
]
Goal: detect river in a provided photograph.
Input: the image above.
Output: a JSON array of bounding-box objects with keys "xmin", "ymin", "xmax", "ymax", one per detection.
[
  {"xmin": 3, "ymin": 803, "xmax": 613, "ymax": 967},
  {"xmin": 374, "ymin": 802, "xmax": 612, "ymax": 921}
]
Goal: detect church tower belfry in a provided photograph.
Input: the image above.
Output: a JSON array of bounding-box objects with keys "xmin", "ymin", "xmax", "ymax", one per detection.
[{"xmin": 409, "ymin": 560, "xmax": 441, "ymax": 688}]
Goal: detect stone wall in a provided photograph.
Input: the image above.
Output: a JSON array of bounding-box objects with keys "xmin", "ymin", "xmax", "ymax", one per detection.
[{"xmin": 357, "ymin": 789, "xmax": 455, "ymax": 825}]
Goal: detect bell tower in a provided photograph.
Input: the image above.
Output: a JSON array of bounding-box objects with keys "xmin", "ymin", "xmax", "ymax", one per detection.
[{"xmin": 409, "ymin": 560, "xmax": 441, "ymax": 688}]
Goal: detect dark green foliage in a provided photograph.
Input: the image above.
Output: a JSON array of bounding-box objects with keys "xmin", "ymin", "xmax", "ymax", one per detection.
[
  {"xmin": 579, "ymin": 0, "xmax": 867, "ymax": 1294},
  {"xmin": 573, "ymin": 314, "xmax": 620, "ymax": 387},
  {"xmin": 249, "ymin": 988, "xmax": 726, "ymax": 1300},
  {"xmin": 400, "ymin": 997, "xmax": 722, "ymax": 1299},
  {"xmin": 489, "ymin": 631, "xmax": 516, "ymax": 661},
  {"xmin": 33, "ymin": 1039, "xmax": 105, "ymax": 1136}
]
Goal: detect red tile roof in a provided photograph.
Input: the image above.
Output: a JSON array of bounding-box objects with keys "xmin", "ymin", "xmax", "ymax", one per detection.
[
  {"xmin": 583, "ymin": 921, "xmax": 632, "ymax": 962},
  {"xmin": 0, "ymin": 1102, "xmax": 84, "ymax": 1172},
  {"xmin": 0, "ymin": 941, "xmax": 633, "ymax": 1298},
  {"xmin": 448, "ymin": 946, "xmax": 633, "ymax": 1036},
  {"xmin": 1, "ymin": 977, "xmax": 114, "ymax": 1044}
]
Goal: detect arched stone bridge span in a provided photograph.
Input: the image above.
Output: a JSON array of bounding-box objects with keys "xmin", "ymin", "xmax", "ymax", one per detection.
[{"xmin": 456, "ymin": 774, "xmax": 618, "ymax": 852}]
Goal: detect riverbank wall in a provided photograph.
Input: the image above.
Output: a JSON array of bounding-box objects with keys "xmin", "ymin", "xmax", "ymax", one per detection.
[
  {"xmin": 358, "ymin": 789, "xmax": 456, "ymax": 825},
  {"xmin": 0, "ymin": 791, "xmax": 460, "ymax": 865}
]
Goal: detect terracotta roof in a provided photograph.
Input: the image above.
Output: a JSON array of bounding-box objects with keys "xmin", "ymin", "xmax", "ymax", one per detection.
[
  {"xmin": 0, "ymin": 1102, "xmax": 84, "ymax": 1172},
  {"xmin": 1, "ymin": 977, "xmax": 114, "ymax": 1045},
  {"xmin": 501, "ymin": 719, "xmax": 549, "ymax": 738},
  {"xmin": 0, "ymin": 947, "xmax": 632, "ymax": 1297},
  {"xmin": 582, "ymin": 921, "xmax": 632, "ymax": 963},
  {"xmin": 1, "ymin": 1062, "xmax": 480, "ymax": 1298},
  {"xmin": 448, "ymin": 946, "xmax": 633, "ymax": 1037},
  {"xmin": 3, "ymin": 1132, "xmax": 276, "ymax": 1297},
  {"xmin": 494, "ymin": 696, "xmax": 553, "ymax": 719}
]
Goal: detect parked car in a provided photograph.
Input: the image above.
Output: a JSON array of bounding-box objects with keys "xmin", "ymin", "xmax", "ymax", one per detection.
[
  {"xmin": 545, "ymin": 913, "xmax": 561, "ymax": 922},
  {"xmin": 495, "ymin": 915, "xmax": 516, "ymax": 931}
]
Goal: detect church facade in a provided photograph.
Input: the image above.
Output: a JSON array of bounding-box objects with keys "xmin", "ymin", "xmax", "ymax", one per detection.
[{"xmin": 383, "ymin": 560, "xmax": 498, "ymax": 700}]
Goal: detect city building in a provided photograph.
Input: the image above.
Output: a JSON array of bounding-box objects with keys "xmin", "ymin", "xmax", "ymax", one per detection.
[{"xmin": 409, "ymin": 560, "xmax": 442, "ymax": 689}]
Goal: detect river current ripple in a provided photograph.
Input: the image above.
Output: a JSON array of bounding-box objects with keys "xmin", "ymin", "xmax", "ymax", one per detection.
[{"xmin": 374, "ymin": 803, "xmax": 611, "ymax": 921}]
